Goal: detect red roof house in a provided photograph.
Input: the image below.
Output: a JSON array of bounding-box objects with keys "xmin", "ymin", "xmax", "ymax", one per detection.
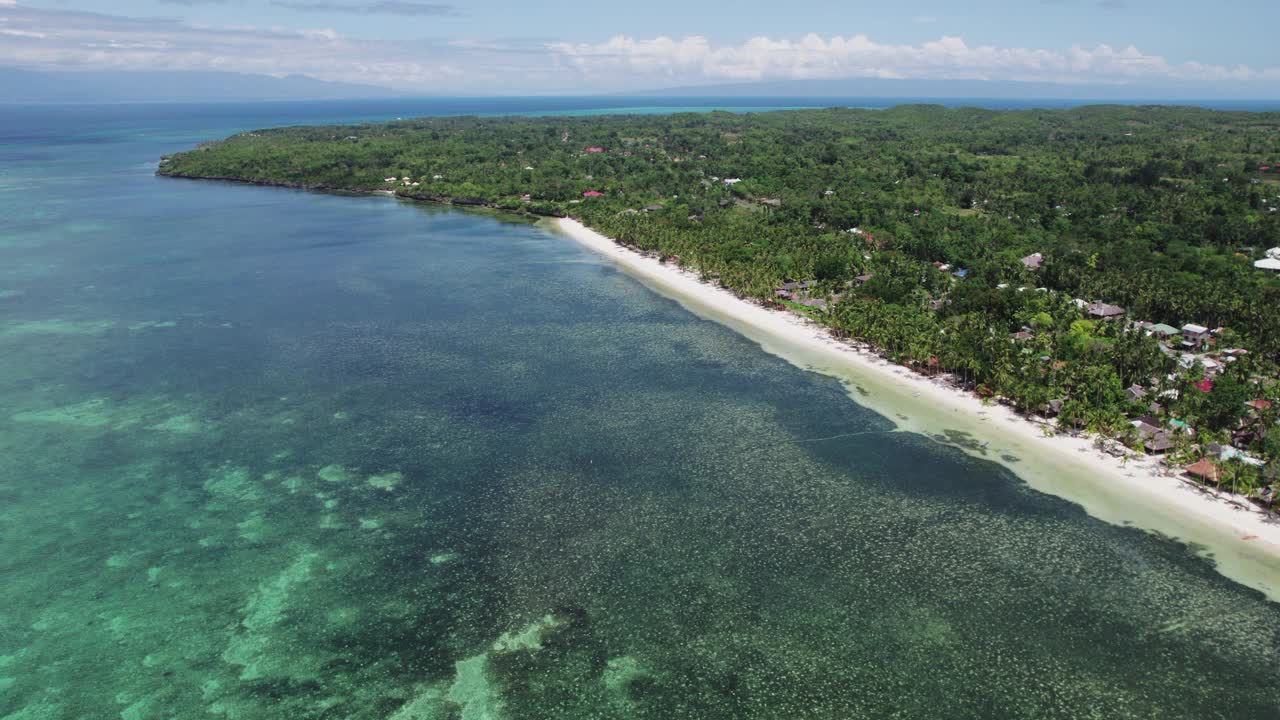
[
  {"xmin": 585, "ymin": 147, "xmax": 605, "ymax": 153},
  {"xmin": 1193, "ymin": 379, "xmax": 1214, "ymax": 393},
  {"xmin": 583, "ymin": 190, "xmax": 605, "ymax": 198}
]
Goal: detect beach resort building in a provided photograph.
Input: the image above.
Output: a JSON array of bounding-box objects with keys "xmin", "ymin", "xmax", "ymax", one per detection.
[{"xmin": 1184, "ymin": 458, "xmax": 1222, "ymax": 484}]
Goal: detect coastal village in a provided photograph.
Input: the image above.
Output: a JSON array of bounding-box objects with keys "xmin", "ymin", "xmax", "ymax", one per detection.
[{"xmin": 771, "ymin": 245, "xmax": 1280, "ymax": 515}]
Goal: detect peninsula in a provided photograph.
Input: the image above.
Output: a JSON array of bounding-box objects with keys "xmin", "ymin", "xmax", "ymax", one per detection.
[{"xmin": 159, "ymin": 105, "xmax": 1280, "ymax": 567}]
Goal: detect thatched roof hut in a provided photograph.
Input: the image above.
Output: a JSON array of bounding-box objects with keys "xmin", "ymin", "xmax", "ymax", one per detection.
[
  {"xmin": 1184, "ymin": 458, "xmax": 1221, "ymax": 483},
  {"xmin": 1145, "ymin": 432, "xmax": 1175, "ymax": 454}
]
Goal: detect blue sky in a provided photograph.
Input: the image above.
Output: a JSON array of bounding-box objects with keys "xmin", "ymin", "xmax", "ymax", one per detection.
[{"xmin": 3, "ymin": 0, "xmax": 1278, "ymax": 95}]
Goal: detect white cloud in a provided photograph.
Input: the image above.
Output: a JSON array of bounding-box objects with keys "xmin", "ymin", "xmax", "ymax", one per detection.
[
  {"xmin": 0, "ymin": 6, "xmax": 485, "ymax": 88},
  {"xmin": 0, "ymin": 5, "xmax": 1276, "ymax": 96},
  {"xmin": 547, "ymin": 33, "xmax": 1280, "ymax": 87}
]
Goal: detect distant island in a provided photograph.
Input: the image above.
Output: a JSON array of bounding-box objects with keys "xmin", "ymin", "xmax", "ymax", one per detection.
[{"xmin": 160, "ymin": 105, "xmax": 1280, "ymax": 506}]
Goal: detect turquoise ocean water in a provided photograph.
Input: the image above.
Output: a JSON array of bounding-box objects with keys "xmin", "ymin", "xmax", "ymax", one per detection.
[{"xmin": 1, "ymin": 99, "xmax": 1279, "ymax": 719}]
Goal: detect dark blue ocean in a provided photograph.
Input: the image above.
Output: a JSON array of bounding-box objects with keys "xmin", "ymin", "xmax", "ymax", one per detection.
[{"xmin": 1, "ymin": 98, "xmax": 1279, "ymax": 719}]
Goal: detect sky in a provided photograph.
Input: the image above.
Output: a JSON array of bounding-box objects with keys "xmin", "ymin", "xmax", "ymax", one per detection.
[{"xmin": 2, "ymin": 0, "xmax": 1279, "ymax": 96}]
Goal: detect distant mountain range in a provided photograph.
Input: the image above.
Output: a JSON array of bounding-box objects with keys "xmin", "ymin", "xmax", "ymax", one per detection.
[
  {"xmin": 629, "ymin": 77, "xmax": 1279, "ymax": 103},
  {"xmin": 0, "ymin": 68, "xmax": 406, "ymax": 104}
]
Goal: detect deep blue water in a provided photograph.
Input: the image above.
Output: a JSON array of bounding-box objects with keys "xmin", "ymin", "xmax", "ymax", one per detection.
[{"xmin": 1, "ymin": 99, "xmax": 1279, "ymax": 719}]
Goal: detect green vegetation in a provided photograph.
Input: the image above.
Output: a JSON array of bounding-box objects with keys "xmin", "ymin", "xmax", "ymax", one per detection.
[{"xmin": 160, "ymin": 105, "xmax": 1280, "ymax": 499}]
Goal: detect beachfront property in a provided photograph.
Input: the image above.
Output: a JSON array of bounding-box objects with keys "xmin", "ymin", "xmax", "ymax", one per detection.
[
  {"xmin": 757, "ymin": 260, "xmax": 1269, "ymax": 495},
  {"xmin": 1185, "ymin": 457, "xmax": 1222, "ymax": 483}
]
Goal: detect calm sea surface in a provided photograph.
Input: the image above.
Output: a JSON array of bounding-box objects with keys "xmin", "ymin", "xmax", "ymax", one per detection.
[{"xmin": 1, "ymin": 100, "xmax": 1279, "ymax": 719}]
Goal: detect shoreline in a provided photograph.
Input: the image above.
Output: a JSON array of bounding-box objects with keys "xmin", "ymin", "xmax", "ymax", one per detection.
[
  {"xmin": 553, "ymin": 217, "xmax": 1280, "ymax": 601},
  {"xmin": 156, "ymin": 171, "xmax": 567, "ymax": 218}
]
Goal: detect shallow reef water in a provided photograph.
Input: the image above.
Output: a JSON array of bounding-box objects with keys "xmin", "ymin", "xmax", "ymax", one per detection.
[{"xmin": 1, "ymin": 103, "xmax": 1279, "ymax": 720}]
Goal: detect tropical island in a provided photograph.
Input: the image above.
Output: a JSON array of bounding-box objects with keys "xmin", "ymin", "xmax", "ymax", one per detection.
[{"xmin": 159, "ymin": 105, "xmax": 1280, "ymax": 509}]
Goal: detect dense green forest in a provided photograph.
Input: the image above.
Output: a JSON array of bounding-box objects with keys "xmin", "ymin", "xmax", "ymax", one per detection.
[{"xmin": 160, "ymin": 105, "xmax": 1280, "ymax": 499}]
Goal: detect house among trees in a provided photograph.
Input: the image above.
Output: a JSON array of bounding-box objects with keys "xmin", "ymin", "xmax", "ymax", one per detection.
[
  {"xmin": 1254, "ymin": 247, "xmax": 1280, "ymax": 271},
  {"xmin": 1087, "ymin": 302, "xmax": 1125, "ymax": 320},
  {"xmin": 1020, "ymin": 252, "xmax": 1044, "ymax": 269},
  {"xmin": 1181, "ymin": 324, "xmax": 1211, "ymax": 349},
  {"xmin": 1145, "ymin": 323, "xmax": 1180, "ymax": 338}
]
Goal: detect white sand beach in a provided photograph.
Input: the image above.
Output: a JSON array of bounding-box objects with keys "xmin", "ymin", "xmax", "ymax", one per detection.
[{"xmin": 555, "ymin": 217, "xmax": 1280, "ymax": 601}]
